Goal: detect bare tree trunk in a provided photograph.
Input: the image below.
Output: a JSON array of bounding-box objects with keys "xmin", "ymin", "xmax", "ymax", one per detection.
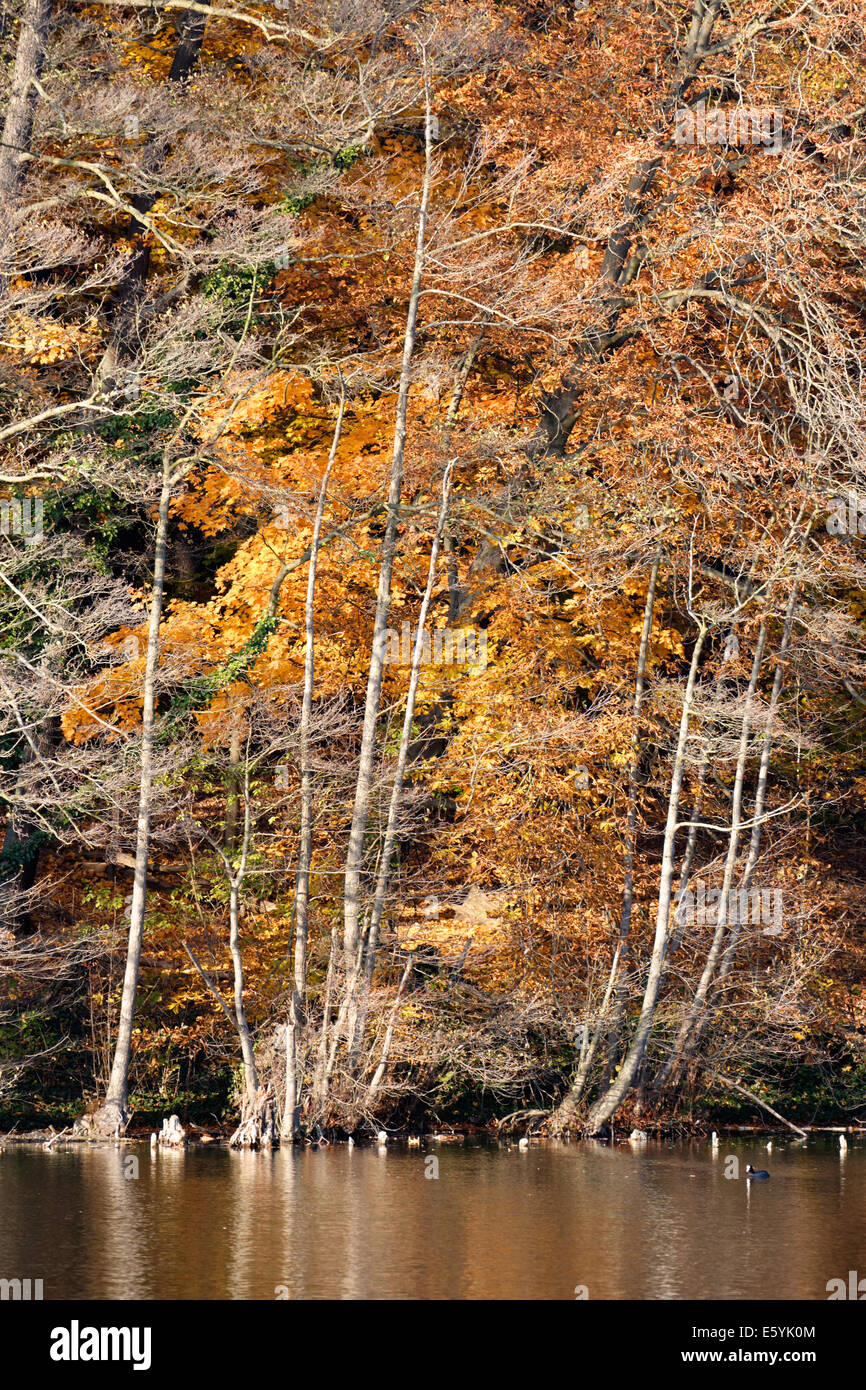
[
  {"xmin": 667, "ymin": 757, "xmax": 706, "ymax": 955},
  {"xmin": 342, "ymin": 61, "xmax": 433, "ymax": 1028},
  {"xmin": 183, "ymin": 735, "xmax": 264, "ymax": 1127},
  {"xmin": 0, "ymin": 0, "xmax": 51, "ymax": 265},
  {"xmin": 445, "ymin": 330, "xmax": 484, "ymax": 430},
  {"xmin": 553, "ymin": 944, "xmax": 621, "ymax": 1129},
  {"xmin": 665, "ymin": 606, "xmax": 756, "ymax": 960},
  {"xmin": 224, "ymin": 723, "xmax": 241, "ymax": 851},
  {"xmin": 653, "ymin": 619, "xmax": 768, "ymax": 1091},
  {"xmin": 347, "ymin": 461, "xmax": 454, "ymax": 1070},
  {"xmin": 283, "ymin": 387, "xmax": 346, "ymax": 1139},
  {"xmin": 90, "ymin": 469, "xmax": 171, "ymax": 1135},
  {"xmin": 598, "ymin": 552, "xmax": 661, "ymax": 1081},
  {"xmin": 618, "ymin": 553, "xmax": 662, "ymax": 946},
  {"xmin": 367, "ymin": 955, "xmax": 413, "ymax": 1104},
  {"xmin": 228, "ymin": 877, "xmax": 259, "ymax": 1098},
  {"xmin": 684, "ymin": 585, "xmax": 800, "ymax": 1068},
  {"xmin": 228, "ymin": 772, "xmax": 258, "ymax": 1103},
  {"xmin": 712, "ymin": 1073, "xmax": 807, "ymax": 1138},
  {"xmin": 310, "ymin": 922, "xmax": 338, "ymax": 1116},
  {"xmin": 584, "ymin": 621, "xmax": 708, "ymax": 1131}
]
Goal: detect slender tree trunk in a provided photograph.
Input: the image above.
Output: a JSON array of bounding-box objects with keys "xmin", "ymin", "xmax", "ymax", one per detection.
[
  {"xmin": 342, "ymin": 66, "xmax": 433, "ymax": 1024},
  {"xmin": 310, "ymin": 921, "xmax": 338, "ymax": 1116},
  {"xmin": 283, "ymin": 388, "xmax": 346, "ymax": 1139},
  {"xmin": 553, "ymin": 943, "xmax": 621, "ymax": 1128},
  {"xmin": 445, "ymin": 331, "xmax": 484, "ymax": 430},
  {"xmin": 229, "ymin": 877, "xmax": 259, "ymax": 1100},
  {"xmin": 228, "ymin": 771, "xmax": 258, "ymax": 1101},
  {"xmin": 653, "ymin": 619, "xmax": 768, "ymax": 1091},
  {"xmin": 366, "ymin": 955, "xmax": 414, "ymax": 1103},
  {"xmin": 713, "ymin": 1073, "xmax": 807, "ymax": 1138},
  {"xmin": 584, "ymin": 621, "xmax": 708, "ymax": 1131},
  {"xmin": 665, "ymin": 611, "xmax": 753, "ymax": 959},
  {"xmin": 690, "ymin": 585, "xmax": 800, "ymax": 1054},
  {"xmin": 90, "ymin": 471, "xmax": 171, "ymax": 1135},
  {"xmin": 347, "ymin": 461, "xmax": 454, "ymax": 1071},
  {"xmin": 598, "ymin": 552, "xmax": 661, "ymax": 1081},
  {"xmin": 618, "ymin": 554, "xmax": 662, "ymax": 945},
  {"xmin": 666, "ymin": 757, "xmax": 706, "ymax": 955},
  {"xmin": 224, "ymin": 723, "xmax": 241, "ymax": 850},
  {"xmin": 184, "ymin": 760, "xmax": 260, "ymax": 1122}
]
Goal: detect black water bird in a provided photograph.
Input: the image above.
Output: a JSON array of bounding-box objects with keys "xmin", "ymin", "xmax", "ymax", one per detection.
[{"xmin": 746, "ymin": 1164, "xmax": 770, "ymax": 1180}]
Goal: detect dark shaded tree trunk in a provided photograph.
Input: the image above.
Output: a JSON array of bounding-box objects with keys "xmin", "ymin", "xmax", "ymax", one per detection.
[{"xmin": 0, "ymin": 0, "xmax": 52, "ymax": 262}]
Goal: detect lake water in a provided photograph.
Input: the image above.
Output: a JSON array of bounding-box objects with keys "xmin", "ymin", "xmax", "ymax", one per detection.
[{"xmin": 0, "ymin": 1137, "xmax": 862, "ymax": 1299}]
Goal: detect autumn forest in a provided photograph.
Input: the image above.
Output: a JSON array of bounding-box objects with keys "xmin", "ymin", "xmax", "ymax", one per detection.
[{"xmin": 1, "ymin": 0, "xmax": 865, "ymax": 1144}]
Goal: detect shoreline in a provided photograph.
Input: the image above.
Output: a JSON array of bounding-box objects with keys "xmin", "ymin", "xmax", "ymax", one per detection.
[{"xmin": 3, "ymin": 1121, "xmax": 863, "ymax": 1148}]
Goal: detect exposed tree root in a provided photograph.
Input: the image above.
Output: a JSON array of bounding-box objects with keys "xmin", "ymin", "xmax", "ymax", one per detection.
[{"xmin": 230, "ymin": 1085, "xmax": 278, "ymax": 1149}]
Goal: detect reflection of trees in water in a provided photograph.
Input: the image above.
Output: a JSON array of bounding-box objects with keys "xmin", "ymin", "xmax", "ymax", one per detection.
[{"xmin": 3, "ymin": 1145, "xmax": 864, "ymax": 1298}]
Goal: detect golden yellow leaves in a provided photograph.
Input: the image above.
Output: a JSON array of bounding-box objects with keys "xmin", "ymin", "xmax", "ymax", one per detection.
[
  {"xmin": 197, "ymin": 372, "xmax": 314, "ymax": 444},
  {"xmin": 5, "ymin": 313, "xmax": 102, "ymax": 365},
  {"xmin": 61, "ymin": 626, "xmax": 148, "ymax": 743},
  {"xmin": 117, "ymin": 19, "xmax": 179, "ymax": 78}
]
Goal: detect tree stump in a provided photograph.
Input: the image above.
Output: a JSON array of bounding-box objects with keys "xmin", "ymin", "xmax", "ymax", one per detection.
[
  {"xmin": 74, "ymin": 1098, "xmax": 128, "ymax": 1139},
  {"xmin": 157, "ymin": 1114, "xmax": 187, "ymax": 1147},
  {"xmin": 229, "ymin": 1084, "xmax": 278, "ymax": 1149}
]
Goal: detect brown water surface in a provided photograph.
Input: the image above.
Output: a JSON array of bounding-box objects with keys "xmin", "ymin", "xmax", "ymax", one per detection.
[{"xmin": 0, "ymin": 1137, "xmax": 862, "ymax": 1299}]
